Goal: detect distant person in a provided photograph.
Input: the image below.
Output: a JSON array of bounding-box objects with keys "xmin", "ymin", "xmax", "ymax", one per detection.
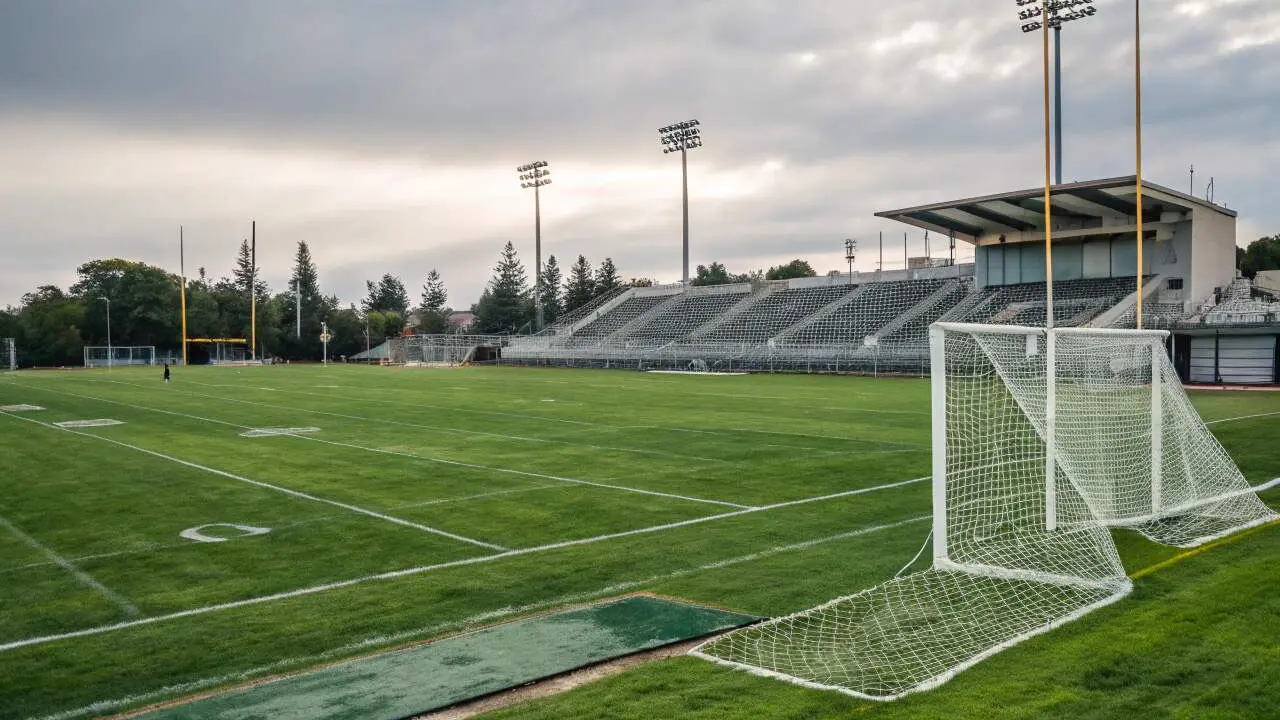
[{"xmin": 163, "ymin": 362, "xmax": 171, "ymax": 384}]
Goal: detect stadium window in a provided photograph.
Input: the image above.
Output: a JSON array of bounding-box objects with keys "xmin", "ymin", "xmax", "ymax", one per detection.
[{"xmin": 1167, "ymin": 278, "xmax": 1184, "ymax": 290}]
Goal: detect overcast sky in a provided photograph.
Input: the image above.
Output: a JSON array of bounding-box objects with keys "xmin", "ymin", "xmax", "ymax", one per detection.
[{"xmin": 2, "ymin": 0, "xmax": 1277, "ymax": 310}]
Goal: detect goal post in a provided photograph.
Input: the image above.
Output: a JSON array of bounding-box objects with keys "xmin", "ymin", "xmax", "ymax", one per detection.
[
  {"xmin": 693, "ymin": 322, "xmax": 1277, "ymax": 700},
  {"xmin": 2, "ymin": 338, "xmax": 14, "ymax": 371},
  {"xmin": 84, "ymin": 346, "xmax": 157, "ymax": 368}
]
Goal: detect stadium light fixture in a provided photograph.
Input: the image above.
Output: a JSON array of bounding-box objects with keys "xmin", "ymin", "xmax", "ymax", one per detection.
[
  {"xmin": 517, "ymin": 161, "xmax": 552, "ymax": 331},
  {"xmin": 844, "ymin": 239, "xmax": 857, "ymax": 285},
  {"xmin": 659, "ymin": 119, "xmax": 703, "ymax": 285},
  {"xmin": 1017, "ymin": 0, "xmax": 1098, "ymax": 186}
]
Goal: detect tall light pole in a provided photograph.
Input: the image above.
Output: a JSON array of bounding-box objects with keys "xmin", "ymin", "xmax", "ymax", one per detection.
[
  {"xmin": 844, "ymin": 239, "xmax": 857, "ymax": 285},
  {"xmin": 1018, "ymin": 0, "xmax": 1098, "ymax": 185},
  {"xmin": 659, "ymin": 119, "xmax": 703, "ymax": 285},
  {"xmin": 518, "ymin": 161, "xmax": 552, "ymax": 331},
  {"xmin": 97, "ymin": 296, "xmax": 112, "ymax": 369}
]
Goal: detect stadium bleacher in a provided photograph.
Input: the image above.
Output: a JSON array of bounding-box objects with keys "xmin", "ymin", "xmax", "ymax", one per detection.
[{"xmin": 503, "ymin": 267, "xmax": 1227, "ymax": 375}]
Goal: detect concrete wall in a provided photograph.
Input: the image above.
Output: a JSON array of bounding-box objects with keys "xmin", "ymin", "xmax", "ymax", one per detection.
[{"xmin": 1190, "ymin": 208, "xmax": 1238, "ymax": 306}]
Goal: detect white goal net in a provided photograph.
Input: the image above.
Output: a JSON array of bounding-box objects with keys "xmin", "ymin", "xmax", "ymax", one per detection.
[
  {"xmin": 84, "ymin": 346, "xmax": 157, "ymax": 368},
  {"xmin": 2, "ymin": 338, "xmax": 14, "ymax": 371},
  {"xmin": 693, "ymin": 322, "xmax": 1276, "ymax": 700}
]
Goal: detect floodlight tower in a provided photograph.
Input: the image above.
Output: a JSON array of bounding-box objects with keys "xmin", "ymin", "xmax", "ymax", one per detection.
[
  {"xmin": 659, "ymin": 119, "xmax": 703, "ymax": 285},
  {"xmin": 844, "ymin": 239, "xmax": 857, "ymax": 285},
  {"xmin": 1017, "ymin": 0, "xmax": 1098, "ymax": 185},
  {"xmin": 517, "ymin": 161, "xmax": 552, "ymax": 330}
]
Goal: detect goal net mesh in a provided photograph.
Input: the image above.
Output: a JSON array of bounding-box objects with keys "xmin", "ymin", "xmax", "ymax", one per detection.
[
  {"xmin": 693, "ymin": 324, "xmax": 1275, "ymax": 700},
  {"xmin": 2, "ymin": 338, "xmax": 14, "ymax": 371},
  {"xmin": 83, "ymin": 346, "xmax": 157, "ymax": 367}
]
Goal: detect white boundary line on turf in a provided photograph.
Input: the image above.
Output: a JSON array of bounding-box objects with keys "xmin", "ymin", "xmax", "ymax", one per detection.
[
  {"xmin": 1205, "ymin": 411, "xmax": 1280, "ymax": 426},
  {"xmin": 0, "ymin": 515, "xmax": 140, "ymax": 617},
  {"xmin": 0, "ymin": 410, "xmax": 506, "ymax": 552},
  {"xmin": 32, "ymin": 381, "xmax": 752, "ymax": 510},
  {"xmin": 26, "ymin": 515, "xmax": 930, "ymax": 720},
  {"xmin": 0, "ymin": 475, "xmax": 929, "ymax": 654}
]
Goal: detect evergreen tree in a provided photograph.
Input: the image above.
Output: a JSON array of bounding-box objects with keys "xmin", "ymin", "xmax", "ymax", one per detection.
[
  {"xmin": 474, "ymin": 242, "xmax": 533, "ymax": 333},
  {"xmin": 419, "ymin": 269, "xmax": 450, "ymax": 334},
  {"xmin": 537, "ymin": 255, "xmax": 563, "ymax": 326},
  {"xmin": 361, "ymin": 274, "xmax": 410, "ymax": 319},
  {"xmin": 595, "ymin": 257, "xmax": 622, "ymax": 296},
  {"xmin": 563, "ymin": 255, "xmax": 596, "ymax": 313},
  {"xmin": 284, "ymin": 241, "xmax": 324, "ymax": 359}
]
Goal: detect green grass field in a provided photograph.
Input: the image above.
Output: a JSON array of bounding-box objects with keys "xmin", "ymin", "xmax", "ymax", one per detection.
[{"xmin": 0, "ymin": 365, "xmax": 1276, "ymax": 720}]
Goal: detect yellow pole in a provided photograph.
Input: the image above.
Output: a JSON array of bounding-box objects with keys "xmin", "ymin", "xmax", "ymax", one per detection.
[
  {"xmin": 1135, "ymin": 0, "xmax": 1145, "ymax": 329},
  {"xmin": 180, "ymin": 226, "xmax": 188, "ymax": 366},
  {"xmin": 1043, "ymin": 7, "xmax": 1054, "ymax": 328}
]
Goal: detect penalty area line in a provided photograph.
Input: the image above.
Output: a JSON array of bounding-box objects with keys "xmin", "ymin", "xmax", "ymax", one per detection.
[
  {"xmin": 0, "ymin": 515, "xmax": 140, "ymax": 617},
  {"xmin": 0, "ymin": 476, "xmax": 928, "ymax": 654},
  {"xmin": 0, "ymin": 410, "xmax": 505, "ymax": 553}
]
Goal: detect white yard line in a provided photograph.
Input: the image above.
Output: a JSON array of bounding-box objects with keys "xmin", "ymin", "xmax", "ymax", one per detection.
[
  {"xmin": 27, "ymin": 514, "xmax": 929, "ymax": 720},
  {"xmin": 0, "ymin": 515, "xmax": 140, "ymax": 617},
  {"xmin": 0, "ymin": 475, "xmax": 928, "ymax": 654},
  {"xmin": 1205, "ymin": 411, "xmax": 1280, "ymax": 426},
  {"xmin": 0, "ymin": 410, "xmax": 506, "ymax": 553},
  {"xmin": 20, "ymin": 383, "xmax": 751, "ymax": 511}
]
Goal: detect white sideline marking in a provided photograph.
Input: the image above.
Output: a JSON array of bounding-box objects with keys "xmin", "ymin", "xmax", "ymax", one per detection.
[
  {"xmin": 0, "ymin": 476, "xmax": 929, "ymax": 654},
  {"xmin": 0, "ymin": 410, "xmax": 506, "ymax": 552},
  {"xmin": 27, "ymin": 515, "xmax": 929, "ymax": 720},
  {"xmin": 0, "ymin": 515, "xmax": 140, "ymax": 617},
  {"xmin": 85, "ymin": 377, "xmax": 728, "ymax": 464},
  {"xmin": 180, "ymin": 524, "xmax": 272, "ymax": 544},
  {"xmin": 240, "ymin": 427, "xmax": 321, "ymax": 438},
  {"xmin": 53, "ymin": 419, "xmax": 124, "ymax": 428},
  {"xmin": 0, "ymin": 404, "xmax": 43, "ymax": 412},
  {"xmin": 32, "ymin": 383, "xmax": 750, "ymax": 510},
  {"xmin": 1206, "ymin": 411, "xmax": 1280, "ymax": 426}
]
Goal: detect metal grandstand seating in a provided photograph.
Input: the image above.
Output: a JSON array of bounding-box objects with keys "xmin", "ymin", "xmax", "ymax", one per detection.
[
  {"xmin": 567, "ymin": 292, "xmax": 677, "ymax": 346},
  {"xmin": 502, "ymin": 265, "xmax": 1160, "ymax": 375},
  {"xmin": 614, "ymin": 286, "xmax": 753, "ymax": 347},
  {"xmin": 690, "ymin": 284, "xmax": 857, "ymax": 344},
  {"xmin": 946, "ymin": 277, "xmax": 1143, "ymax": 328},
  {"xmin": 778, "ymin": 278, "xmax": 948, "ymax": 346}
]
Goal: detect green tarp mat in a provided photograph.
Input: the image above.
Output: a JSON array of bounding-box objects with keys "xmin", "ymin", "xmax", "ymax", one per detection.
[{"xmin": 137, "ymin": 596, "xmax": 756, "ymax": 720}]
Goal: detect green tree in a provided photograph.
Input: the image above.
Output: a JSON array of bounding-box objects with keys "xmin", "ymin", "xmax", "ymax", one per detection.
[
  {"xmin": 594, "ymin": 257, "xmax": 622, "ymax": 296},
  {"xmin": 537, "ymin": 256, "xmax": 563, "ymax": 326},
  {"xmin": 474, "ymin": 242, "xmax": 533, "ymax": 334},
  {"xmin": 1240, "ymin": 235, "xmax": 1280, "ymax": 279},
  {"xmin": 563, "ymin": 255, "xmax": 596, "ymax": 312},
  {"xmin": 282, "ymin": 241, "xmax": 325, "ymax": 359},
  {"xmin": 70, "ymin": 259, "xmax": 182, "ymax": 348},
  {"xmin": 692, "ymin": 262, "xmax": 731, "ymax": 286},
  {"xmin": 418, "ymin": 269, "xmax": 450, "ymax": 334},
  {"xmin": 17, "ymin": 286, "xmax": 85, "ymax": 366},
  {"xmin": 362, "ymin": 274, "xmax": 410, "ymax": 318},
  {"xmin": 627, "ymin": 277, "xmax": 656, "ymax": 287},
  {"xmin": 766, "ymin": 259, "xmax": 818, "ymax": 281}
]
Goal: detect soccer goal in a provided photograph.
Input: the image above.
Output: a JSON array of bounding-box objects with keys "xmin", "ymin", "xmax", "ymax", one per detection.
[
  {"xmin": 692, "ymin": 322, "xmax": 1277, "ymax": 700},
  {"xmin": 84, "ymin": 346, "xmax": 157, "ymax": 368},
  {"xmin": 2, "ymin": 338, "xmax": 14, "ymax": 371}
]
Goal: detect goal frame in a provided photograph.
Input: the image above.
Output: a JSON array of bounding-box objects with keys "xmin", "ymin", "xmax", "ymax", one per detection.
[
  {"xmin": 2, "ymin": 338, "xmax": 14, "ymax": 371},
  {"xmin": 83, "ymin": 345, "xmax": 158, "ymax": 368}
]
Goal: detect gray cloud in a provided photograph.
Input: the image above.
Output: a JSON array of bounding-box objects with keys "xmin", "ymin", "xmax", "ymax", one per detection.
[{"xmin": 1, "ymin": 0, "xmax": 1277, "ymax": 309}]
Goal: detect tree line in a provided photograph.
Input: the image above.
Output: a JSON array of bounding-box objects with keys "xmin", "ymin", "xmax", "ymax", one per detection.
[{"xmin": 0, "ymin": 240, "xmax": 657, "ymax": 366}]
